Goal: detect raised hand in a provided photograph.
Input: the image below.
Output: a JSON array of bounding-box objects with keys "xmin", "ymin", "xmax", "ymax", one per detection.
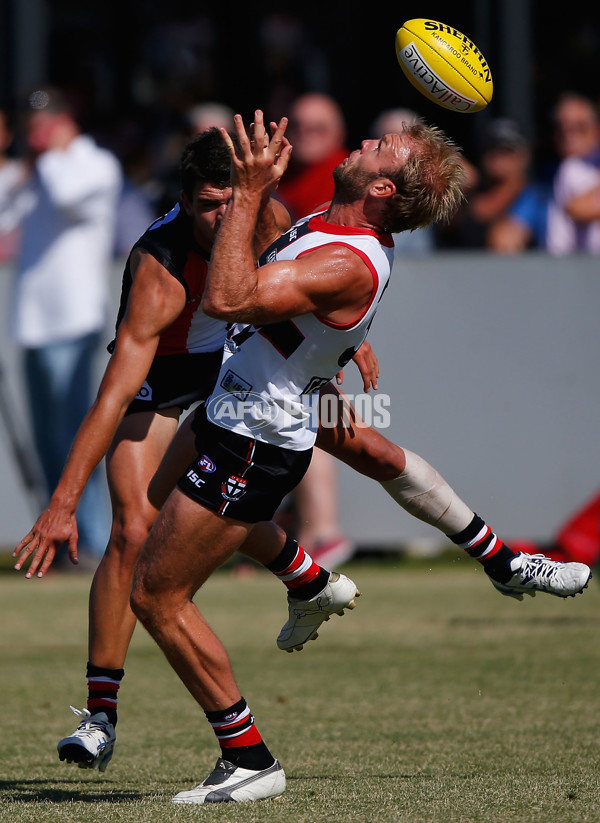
[{"xmin": 220, "ymin": 110, "xmax": 292, "ymax": 201}]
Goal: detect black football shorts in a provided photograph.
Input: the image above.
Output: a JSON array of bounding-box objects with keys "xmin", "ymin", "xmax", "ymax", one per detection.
[
  {"xmin": 124, "ymin": 351, "xmax": 223, "ymax": 415},
  {"xmin": 176, "ymin": 405, "xmax": 313, "ymax": 523}
]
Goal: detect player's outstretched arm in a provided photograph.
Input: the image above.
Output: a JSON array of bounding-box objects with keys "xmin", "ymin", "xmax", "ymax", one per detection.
[{"xmin": 13, "ymin": 251, "xmax": 186, "ymax": 578}]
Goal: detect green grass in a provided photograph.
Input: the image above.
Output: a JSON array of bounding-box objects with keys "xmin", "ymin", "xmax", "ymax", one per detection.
[{"xmin": 1, "ymin": 556, "xmax": 599, "ymax": 823}]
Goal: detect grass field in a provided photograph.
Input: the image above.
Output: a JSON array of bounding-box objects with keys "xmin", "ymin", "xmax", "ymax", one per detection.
[{"xmin": 1, "ymin": 555, "xmax": 599, "ymax": 823}]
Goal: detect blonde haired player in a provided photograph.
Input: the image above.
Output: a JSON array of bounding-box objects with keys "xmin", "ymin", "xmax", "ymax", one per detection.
[{"xmin": 127, "ymin": 112, "xmax": 589, "ymax": 805}]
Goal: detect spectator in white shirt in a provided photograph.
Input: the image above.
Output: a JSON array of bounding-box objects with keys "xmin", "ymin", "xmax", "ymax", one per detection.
[
  {"xmin": 10, "ymin": 87, "xmax": 122, "ymax": 564},
  {"xmin": 0, "ymin": 104, "xmax": 27, "ymax": 263}
]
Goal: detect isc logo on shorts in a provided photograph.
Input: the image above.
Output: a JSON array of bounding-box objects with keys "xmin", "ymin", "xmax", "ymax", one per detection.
[
  {"xmin": 221, "ymin": 475, "xmax": 248, "ymax": 502},
  {"xmin": 186, "ymin": 470, "xmax": 206, "ymax": 488}
]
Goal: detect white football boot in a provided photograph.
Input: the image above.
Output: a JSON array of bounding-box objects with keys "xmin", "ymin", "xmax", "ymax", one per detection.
[
  {"xmin": 277, "ymin": 572, "xmax": 360, "ymax": 652},
  {"xmin": 57, "ymin": 706, "xmax": 116, "ymax": 772},
  {"xmin": 489, "ymin": 552, "xmax": 592, "ymax": 601},
  {"xmin": 172, "ymin": 758, "xmax": 285, "ymax": 804}
]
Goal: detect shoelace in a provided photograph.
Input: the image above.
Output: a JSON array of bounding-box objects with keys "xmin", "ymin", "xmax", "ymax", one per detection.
[
  {"xmin": 518, "ymin": 554, "xmax": 561, "ymax": 588},
  {"xmin": 75, "ymin": 719, "xmax": 111, "ymax": 738},
  {"xmin": 70, "ymin": 707, "xmax": 111, "ymax": 738}
]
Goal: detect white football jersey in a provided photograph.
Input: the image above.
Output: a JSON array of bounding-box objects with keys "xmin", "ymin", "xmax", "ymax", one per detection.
[{"xmin": 205, "ymin": 212, "xmax": 395, "ymax": 450}]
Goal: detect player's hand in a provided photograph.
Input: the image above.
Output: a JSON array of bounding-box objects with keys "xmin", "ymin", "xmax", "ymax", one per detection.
[
  {"xmin": 221, "ymin": 110, "xmax": 292, "ymax": 200},
  {"xmin": 336, "ymin": 341, "xmax": 379, "ymax": 391},
  {"xmin": 13, "ymin": 505, "xmax": 79, "ymax": 578}
]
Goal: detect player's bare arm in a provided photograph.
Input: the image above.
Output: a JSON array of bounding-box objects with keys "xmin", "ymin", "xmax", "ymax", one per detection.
[
  {"xmin": 13, "ymin": 250, "xmax": 187, "ymax": 578},
  {"xmin": 203, "ymin": 111, "xmax": 375, "ymax": 326},
  {"xmin": 204, "ymin": 238, "xmax": 377, "ymax": 326},
  {"xmin": 253, "ymin": 196, "xmax": 290, "ymax": 257}
]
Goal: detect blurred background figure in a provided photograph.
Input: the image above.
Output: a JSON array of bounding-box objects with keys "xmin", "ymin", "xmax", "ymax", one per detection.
[
  {"xmin": 545, "ymin": 93, "xmax": 600, "ymax": 254},
  {"xmin": 9, "ymin": 87, "xmax": 122, "ymax": 566},
  {"xmin": 369, "ymin": 106, "xmax": 419, "ymax": 137},
  {"xmin": 552, "ymin": 92, "xmax": 600, "ymax": 165},
  {"xmin": 0, "ymin": 103, "xmax": 27, "ymax": 264},
  {"xmin": 369, "ymin": 107, "xmax": 435, "ymax": 255},
  {"xmin": 257, "ymin": 12, "xmax": 331, "ymax": 121},
  {"xmin": 275, "ymin": 92, "xmax": 348, "ymax": 222},
  {"xmin": 186, "ymin": 101, "xmax": 235, "ymax": 135},
  {"xmin": 489, "ymin": 93, "xmax": 600, "ymax": 253},
  {"xmin": 440, "ymin": 117, "xmax": 531, "ymax": 249},
  {"xmin": 111, "ymin": 117, "xmax": 159, "ymax": 258},
  {"xmin": 152, "ymin": 100, "xmax": 237, "ymax": 217}
]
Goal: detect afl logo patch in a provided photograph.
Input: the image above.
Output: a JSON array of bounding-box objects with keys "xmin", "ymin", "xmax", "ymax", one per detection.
[
  {"xmin": 221, "ymin": 475, "xmax": 248, "ymax": 502},
  {"xmin": 198, "ymin": 454, "xmax": 216, "ymax": 473}
]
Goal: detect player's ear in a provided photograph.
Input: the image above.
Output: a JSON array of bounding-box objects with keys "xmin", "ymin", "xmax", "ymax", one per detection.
[
  {"xmin": 369, "ymin": 178, "xmax": 396, "ymax": 199},
  {"xmin": 181, "ymin": 190, "xmax": 192, "ymax": 216}
]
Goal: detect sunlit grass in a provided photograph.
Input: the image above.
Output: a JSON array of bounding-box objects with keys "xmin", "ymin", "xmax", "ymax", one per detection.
[{"xmin": 1, "ymin": 557, "xmax": 599, "ymax": 822}]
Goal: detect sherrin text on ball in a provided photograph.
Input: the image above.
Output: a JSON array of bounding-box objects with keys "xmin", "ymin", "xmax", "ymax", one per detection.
[{"xmin": 396, "ymin": 19, "xmax": 493, "ymax": 113}]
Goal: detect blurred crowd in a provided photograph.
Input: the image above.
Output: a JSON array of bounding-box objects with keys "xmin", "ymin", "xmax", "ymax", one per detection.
[{"xmin": 3, "ymin": 87, "xmax": 600, "ymax": 268}]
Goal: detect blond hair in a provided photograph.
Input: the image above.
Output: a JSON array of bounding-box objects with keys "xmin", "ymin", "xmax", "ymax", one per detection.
[{"xmin": 382, "ymin": 122, "xmax": 466, "ymax": 233}]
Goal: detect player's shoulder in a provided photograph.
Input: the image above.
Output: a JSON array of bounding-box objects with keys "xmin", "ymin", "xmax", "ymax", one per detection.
[
  {"xmin": 127, "ymin": 247, "xmax": 188, "ymax": 312},
  {"xmin": 142, "ymin": 202, "xmax": 187, "ymax": 239},
  {"xmin": 134, "ymin": 204, "xmax": 190, "ymax": 263}
]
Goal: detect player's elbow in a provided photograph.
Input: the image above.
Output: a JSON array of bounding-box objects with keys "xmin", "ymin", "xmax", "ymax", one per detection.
[
  {"xmin": 201, "ymin": 293, "xmax": 233, "ymax": 320},
  {"xmin": 201, "ymin": 293, "xmax": 254, "ymax": 321}
]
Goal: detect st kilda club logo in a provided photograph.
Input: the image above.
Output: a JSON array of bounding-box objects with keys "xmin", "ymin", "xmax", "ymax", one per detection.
[{"xmin": 221, "ymin": 475, "xmax": 248, "ymax": 502}]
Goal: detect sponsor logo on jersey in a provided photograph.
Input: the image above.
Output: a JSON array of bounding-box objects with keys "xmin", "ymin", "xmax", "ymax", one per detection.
[
  {"xmin": 221, "ymin": 475, "xmax": 248, "ymax": 502},
  {"xmin": 219, "ymin": 369, "xmax": 253, "ymax": 400},
  {"xmin": 198, "ymin": 455, "xmax": 216, "ymax": 473},
  {"xmin": 258, "ymin": 218, "xmax": 313, "ymax": 266}
]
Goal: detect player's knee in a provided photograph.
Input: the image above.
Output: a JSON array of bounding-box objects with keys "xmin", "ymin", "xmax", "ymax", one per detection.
[
  {"xmin": 130, "ymin": 556, "xmax": 182, "ymax": 631},
  {"xmin": 109, "ymin": 511, "xmax": 156, "ymax": 564}
]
